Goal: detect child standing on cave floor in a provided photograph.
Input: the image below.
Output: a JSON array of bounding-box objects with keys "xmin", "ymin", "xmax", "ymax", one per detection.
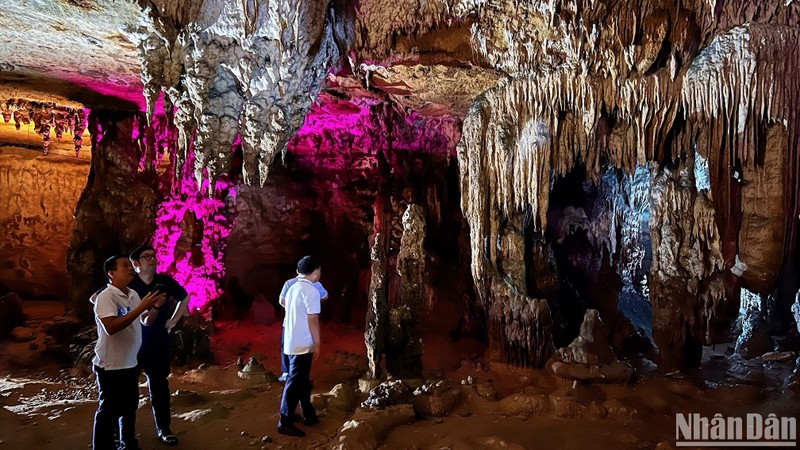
[{"xmin": 277, "ymin": 255, "xmax": 323, "ymax": 437}]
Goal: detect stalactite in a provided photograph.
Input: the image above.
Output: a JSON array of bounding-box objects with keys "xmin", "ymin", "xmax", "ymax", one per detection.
[
  {"xmin": 455, "ymin": 0, "xmax": 800, "ymax": 368},
  {"xmin": 133, "ymin": 0, "xmax": 352, "ymax": 192},
  {"xmin": 1, "ymin": 99, "xmax": 88, "ymax": 155}
]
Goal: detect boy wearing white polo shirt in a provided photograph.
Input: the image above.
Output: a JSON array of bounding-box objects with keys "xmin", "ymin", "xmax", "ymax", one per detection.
[{"xmin": 277, "ymin": 255, "xmax": 322, "ymax": 438}]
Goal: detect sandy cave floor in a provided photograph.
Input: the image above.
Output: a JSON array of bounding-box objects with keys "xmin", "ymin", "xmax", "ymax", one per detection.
[{"xmin": 1, "ymin": 300, "xmax": 799, "ymax": 450}]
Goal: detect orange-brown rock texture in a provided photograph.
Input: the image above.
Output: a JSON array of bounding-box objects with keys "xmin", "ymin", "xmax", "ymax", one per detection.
[{"xmin": 0, "ymin": 148, "xmax": 89, "ymax": 297}]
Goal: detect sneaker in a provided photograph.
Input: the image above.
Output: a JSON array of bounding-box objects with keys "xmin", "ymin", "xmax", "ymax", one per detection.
[
  {"xmin": 277, "ymin": 423, "xmax": 305, "ymax": 437},
  {"xmin": 277, "ymin": 373, "xmax": 288, "ymax": 382}
]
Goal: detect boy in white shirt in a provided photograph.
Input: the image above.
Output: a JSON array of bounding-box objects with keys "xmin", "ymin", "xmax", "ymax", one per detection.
[
  {"xmin": 92, "ymin": 255, "xmax": 164, "ymax": 450},
  {"xmin": 277, "ymin": 255, "xmax": 322, "ymax": 438}
]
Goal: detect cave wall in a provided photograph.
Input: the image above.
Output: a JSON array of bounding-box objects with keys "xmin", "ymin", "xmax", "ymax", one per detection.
[{"xmin": 0, "ymin": 148, "xmax": 89, "ymax": 297}]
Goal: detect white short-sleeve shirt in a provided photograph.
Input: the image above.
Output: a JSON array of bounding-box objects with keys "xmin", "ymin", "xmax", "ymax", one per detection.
[
  {"xmin": 280, "ymin": 276, "xmax": 327, "ymax": 327},
  {"xmin": 283, "ymin": 278, "xmax": 321, "ymax": 355},
  {"xmin": 92, "ymin": 284, "xmax": 143, "ymax": 370}
]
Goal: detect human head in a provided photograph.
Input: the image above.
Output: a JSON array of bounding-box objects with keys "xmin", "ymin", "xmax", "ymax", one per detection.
[
  {"xmin": 104, "ymin": 255, "xmax": 135, "ymax": 286},
  {"xmin": 130, "ymin": 245, "xmax": 156, "ymax": 275},
  {"xmin": 296, "ymin": 255, "xmax": 321, "ymax": 282}
]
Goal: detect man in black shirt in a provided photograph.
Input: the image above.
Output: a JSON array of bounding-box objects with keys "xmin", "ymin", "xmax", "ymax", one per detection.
[{"xmin": 128, "ymin": 245, "xmax": 189, "ymax": 446}]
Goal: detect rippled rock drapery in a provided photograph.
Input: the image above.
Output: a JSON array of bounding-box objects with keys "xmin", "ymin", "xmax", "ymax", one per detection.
[
  {"xmin": 132, "ymin": 0, "xmax": 352, "ymax": 191},
  {"xmin": 66, "ymin": 111, "xmax": 161, "ymax": 320},
  {"xmin": 0, "ymin": 146, "xmax": 89, "ymax": 297}
]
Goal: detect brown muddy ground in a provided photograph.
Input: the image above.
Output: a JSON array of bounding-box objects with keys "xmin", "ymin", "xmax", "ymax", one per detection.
[{"xmin": 1, "ymin": 300, "xmax": 798, "ymax": 449}]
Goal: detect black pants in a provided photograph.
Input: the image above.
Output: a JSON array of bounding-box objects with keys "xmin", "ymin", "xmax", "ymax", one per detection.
[
  {"xmin": 119, "ymin": 349, "xmax": 172, "ymax": 436},
  {"xmin": 93, "ymin": 365, "xmax": 139, "ymax": 450},
  {"xmin": 279, "ymin": 353, "xmax": 316, "ymax": 425},
  {"xmin": 140, "ymin": 351, "xmax": 172, "ymax": 434}
]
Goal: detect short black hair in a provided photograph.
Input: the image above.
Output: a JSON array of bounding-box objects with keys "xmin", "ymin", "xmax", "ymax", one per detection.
[
  {"xmin": 130, "ymin": 244, "xmax": 155, "ymax": 261},
  {"xmin": 103, "ymin": 255, "xmax": 128, "ymax": 282},
  {"xmin": 296, "ymin": 255, "xmax": 321, "ymax": 275}
]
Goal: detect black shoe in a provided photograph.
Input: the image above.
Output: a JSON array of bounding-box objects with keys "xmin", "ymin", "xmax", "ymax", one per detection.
[
  {"xmin": 303, "ymin": 416, "xmax": 319, "ymax": 427},
  {"xmin": 158, "ymin": 429, "xmax": 179, "ymax": 446},
  {"xmin": 277, "ymin": 424, "xmax": 306, "ymax": 437}
]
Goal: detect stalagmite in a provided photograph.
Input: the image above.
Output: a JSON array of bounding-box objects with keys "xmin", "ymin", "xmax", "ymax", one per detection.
[{"xmin": 386, "ymin": 204, "xmax": 427, "ymax": 378}]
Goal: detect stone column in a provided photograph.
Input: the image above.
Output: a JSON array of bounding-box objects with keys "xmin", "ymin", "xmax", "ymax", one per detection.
[{"xmin": 66, "ymin": 111, "xmax": 161, "ymax": 320}]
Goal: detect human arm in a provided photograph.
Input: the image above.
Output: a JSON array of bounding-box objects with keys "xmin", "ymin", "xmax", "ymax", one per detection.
[
  {"xmin": 166, "ymin": 294, "xmax": 190, "ymax": 332},
  {"xmin": 314, "ymin": 282, "xmax": 329, "ymax": 302},
  {"xmin": 141, "ymin": 291, "xmax": 167, "ymax": 326},
  {"xmin": 99, "ymin": 291, "xmax": 163, "ymax": 335},
  {"xmin": 307, "ymin": 289, "xmax": 322, "ymax": 360},
  {"xmin": 279, "ymin": 280, "xmax": 290, "ymax": 308}
]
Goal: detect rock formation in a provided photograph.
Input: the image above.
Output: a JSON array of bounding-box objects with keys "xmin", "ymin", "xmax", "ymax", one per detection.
[
  {"xmin": 66, "ymin": 111, "xmax": 161, "ymax": 319},
  {"xmin": 546, "ymin": 309, "xmax": 634, "ymax": 384},
  {"xmin": 1, "ymin": 0, "xmax": 800, "ymax": 372}
]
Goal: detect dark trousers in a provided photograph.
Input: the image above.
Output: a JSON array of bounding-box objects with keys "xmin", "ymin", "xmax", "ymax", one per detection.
[
  {"xmin": 279, "ymin": 353, "xmax": 316, "ymax": 425},
  {"xmin": 140, "ymin": 351, "xmax": 172, "ymax": 434},
  {"xmin": 119, "ymin": 347, "xmax": 172, "ymax": 436},
  {"xmin": 93, "ymin": 365, "xmax": 139, "ymax": 450},
  {"xmin": 280, "ymin": 328, "xmax": 289, "ymax": 374}
]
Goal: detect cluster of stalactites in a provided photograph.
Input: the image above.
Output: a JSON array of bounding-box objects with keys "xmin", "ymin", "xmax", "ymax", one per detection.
[
  {"xmin": 455, "ymin": 2, "xmax": 800, "ymax": 364},
  {"xmin": 460, "ymin": 0, "xmax": 799, "ymax": 78},
  {"xmin": 132, "ymin": 0, "xmax": 351, "ymax": 194},
  {"xmin": 459, "ymin": 22, "xmax": 800, "ymax": 236},
  {"xmin": 354, "ymin": 0, "xmax": 459, "ymax": 59},
  {"xmin": 457, "ymin": 69, "xmax": 678, "ymax": 240},
  {"xmin": 1, "ymin": 99, "xmax": 87, "ymax": 156}
]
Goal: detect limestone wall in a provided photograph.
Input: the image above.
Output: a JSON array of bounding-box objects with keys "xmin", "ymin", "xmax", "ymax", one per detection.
[{"xmin": 0, "ymin": 147, "xmax": 89, "ymax": 297}]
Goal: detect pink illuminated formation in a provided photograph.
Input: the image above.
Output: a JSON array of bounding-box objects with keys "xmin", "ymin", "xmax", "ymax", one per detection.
[
  {"xmin": 153, "ymin": 157, "xmax": 236, "ymax": 312},
  {"xmin": 288, "ymin": 95, "xmax": 460, "ymax": 160},
  {"xmin": 150, "ymin": 106, "xmax": 237, "ymax": 313}
]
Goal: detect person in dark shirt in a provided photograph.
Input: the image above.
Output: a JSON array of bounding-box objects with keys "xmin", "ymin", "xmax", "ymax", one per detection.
[{"xmin": 127, "ymin": 245, "xmax": 189, "ymax": 446}]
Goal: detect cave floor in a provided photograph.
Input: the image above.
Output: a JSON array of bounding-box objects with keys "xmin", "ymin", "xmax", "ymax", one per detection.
[{"xmin": 1, "ymin": 302, "xmax": 798, "ymax": 449}]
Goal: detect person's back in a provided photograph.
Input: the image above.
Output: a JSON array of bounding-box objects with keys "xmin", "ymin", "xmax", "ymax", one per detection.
[
  {"xmin": 277, "ymin": 255, "xmax": 322, "ymax": 438},
  {"xmin": 283, "ymin": 279, "xmax": 320, "ymax": 355}
]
